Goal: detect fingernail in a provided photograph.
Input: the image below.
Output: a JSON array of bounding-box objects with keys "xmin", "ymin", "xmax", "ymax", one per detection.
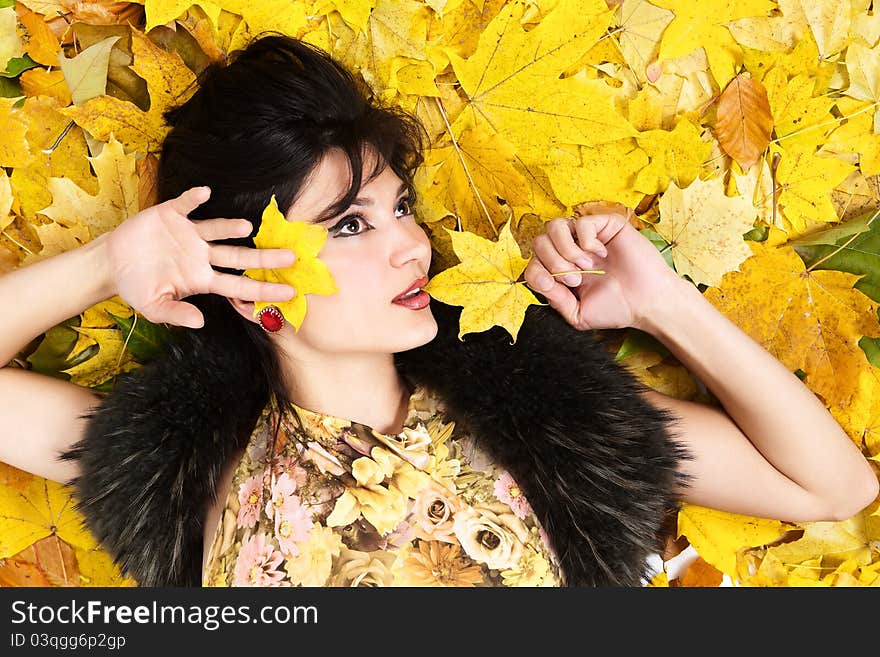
[
  {"xmin": 575, "ymin": 257, "xmax": 593, "ymax": 270},
  {"xmin": 564, "ymin": 273, "xmax": 582, "ymax": 286},
  {"xmin": 596, "ymin": 243, "xmax": 608, "ymax": 257},
  {"xmin": 537, "ymin": 274, "xmax": 553, "ymax": 291}
]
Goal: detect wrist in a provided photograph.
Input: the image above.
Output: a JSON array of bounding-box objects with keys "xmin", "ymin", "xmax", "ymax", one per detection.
[
  {"xmin": 633, "ymin": 275, "xmax": 703, "ymax": 337},
  {"xmin": 84, "ymin": 231, "xmax": 118, "ymax": 301}
]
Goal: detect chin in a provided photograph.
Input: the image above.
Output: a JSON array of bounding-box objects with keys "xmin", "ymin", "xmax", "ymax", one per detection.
[{"xmin": 394, "ymin": 311, "xmax": 438, "ymax": 352}]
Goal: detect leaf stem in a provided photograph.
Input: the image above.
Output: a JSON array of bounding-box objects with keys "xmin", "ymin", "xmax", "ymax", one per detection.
[
  {"xmin": 805, "ymin": 206, "xmax": 880, "ymax": 273},
  {"xmin": 1, "ymin": 229, "xmax": 35, "ymax": 255},
  {"xmin": 433, "ymin": 96, "xmax": 496, "ymax": 236},
  {"xmin": 769, "ymin": 99, "xmax": 880, "ymax": 147}
]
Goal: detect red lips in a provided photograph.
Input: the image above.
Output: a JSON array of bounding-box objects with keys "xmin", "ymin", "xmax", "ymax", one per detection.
[{"xmin": 393, "ymin": 275, "xmax": 429, "ymax": 301}]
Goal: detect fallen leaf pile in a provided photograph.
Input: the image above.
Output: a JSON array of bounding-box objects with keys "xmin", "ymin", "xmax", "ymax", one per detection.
[{"xmin": 0, "ymin": 0, "xmax": 878, "ymax": 586}]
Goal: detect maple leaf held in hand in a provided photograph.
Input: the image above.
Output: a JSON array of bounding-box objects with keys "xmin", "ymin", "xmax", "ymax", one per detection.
[
  {"xmin": 243, "ymin": 195, "xmax": 339, "ymax": 332},
  {"xmin": 423, "ymin": 218, "xmax": 540, "ymax": 343}
]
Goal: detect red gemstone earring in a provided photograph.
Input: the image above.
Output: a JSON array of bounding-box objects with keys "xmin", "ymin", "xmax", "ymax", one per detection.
[{"xmin": 257, "ymin": 305, "xmax": 285, "ymax": 332}]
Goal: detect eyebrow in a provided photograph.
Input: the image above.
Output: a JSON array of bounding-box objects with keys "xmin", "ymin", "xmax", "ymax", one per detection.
[{"xmin": 308, "ymin": 182, "xmax": 409, "ymax": 224}]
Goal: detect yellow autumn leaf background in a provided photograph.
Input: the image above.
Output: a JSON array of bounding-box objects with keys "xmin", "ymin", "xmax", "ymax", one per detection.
[{"xmin": 0, "ymin": 0, "xmax": 879, "ymax": 587}]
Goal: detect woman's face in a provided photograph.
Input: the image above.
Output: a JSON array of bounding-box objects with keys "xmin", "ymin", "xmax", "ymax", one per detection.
[{"xmin": 281, "ymin": 147, "xmax": 438, "ymax": 356}]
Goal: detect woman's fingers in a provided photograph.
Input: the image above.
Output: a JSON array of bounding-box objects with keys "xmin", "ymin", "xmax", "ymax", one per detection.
[
  {"xmin": 208, "ymin": 243, "xmax": 296, "ymax": 270},
  {"xmin": 208, "ymin": 271, "xmax": 296, "ymax": 302},
  {"xmin": 149, "ymin": 298, "xmax": 206, "ymax": 329},
  {"xmin": 524, "ymin": 258, "xmax": 580, "ymax": 327},
  {"xmin": 570, "ymin": 218, "xmax": 608, "ymax": 259},
  {"xmin": 168, "ymin": 186, "xmax": 211, "ymax": 217},
  {"xmin": 194, "ymin": 217, "xmax": 254, "ymax": 242},
  {"xmin": 532, "ymin": 227, "xmax": 592, "ymax": 288}
]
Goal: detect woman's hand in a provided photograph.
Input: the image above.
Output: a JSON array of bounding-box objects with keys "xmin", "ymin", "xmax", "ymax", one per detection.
[
  {"xmin": 523, "ymin": 201, "xmax": 684, "ymax": 331},
  {"xmin": 105, "ymin": 186, "xmax": 297, "ymax": 329}
]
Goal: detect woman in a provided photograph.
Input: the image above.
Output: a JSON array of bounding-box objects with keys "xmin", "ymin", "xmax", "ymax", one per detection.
[{"xmin": 0, "ymin": 33, "xmax": 875, "ymax": 588}]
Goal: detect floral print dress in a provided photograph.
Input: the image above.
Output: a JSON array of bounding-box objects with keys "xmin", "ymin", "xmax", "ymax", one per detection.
[{"xmin": 202, "ymin": 383, "xmax": 564, "ymax": 587}]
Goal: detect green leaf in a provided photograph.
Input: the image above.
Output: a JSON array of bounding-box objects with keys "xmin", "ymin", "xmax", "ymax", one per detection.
[
  {"xmin": 614, "ymin": 327, "xmax": 671, "ymax": 361},
  {"xmin": 1, "ymin": 55, "xmax": 39, "ymax": 78},
  {"xmin": 743, "ymin": 224, "xmax": 769, "ymax": 242},
  {"xmin": 0, "ymin": 0, "xmax": 15, "ymax": 8},
  {"xmin": 640, "ymin": 227, "xmax": 675, "ymax": 269},
  {"xmin": 26, "ymin": 325, "xmax": 80, "ymax": 379},
  {"xmin": 107, "ymin": 311, "xmax": 173, "ymax": 363},
  {"xmin": 860, "ymin": 335, "xmax": 880, "ymax": 368},
  {"xmin": 792, "ymin": 207, "xmax": 880, "ymax": 303},
  {"xmin": 0, "ymin": 76, "xmax": 21, "ymax": 98}
]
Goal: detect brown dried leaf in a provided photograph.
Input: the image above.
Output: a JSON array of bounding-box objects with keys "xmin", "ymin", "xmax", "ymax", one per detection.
[
  {"xmin": 677, "ymin": 556, "xmax": 724, "ymax": 587},
  {"xmin": 715, "ymin": 73, "xmax": 773, "ymax": 170}
]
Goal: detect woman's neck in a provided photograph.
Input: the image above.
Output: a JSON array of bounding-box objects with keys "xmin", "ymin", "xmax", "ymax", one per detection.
[{"xmin": 280, "ymin": 350, "xmax": 412, "ymax": 435}]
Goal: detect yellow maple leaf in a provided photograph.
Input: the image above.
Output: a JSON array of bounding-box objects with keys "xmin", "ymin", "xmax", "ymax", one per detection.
[
  {"xmin": 0, "ymin": 98, "xmax": 32, "ymax": 170},
  {"xmin": 830, "ymin": 367, "xmax": 880, "ymax": 457},
  {"xmin": 447, "ymin": 0, "xmax": 634, "ymax": 159},
  {"xmin": 651, "ymin": 0, "xmax": 776, "ymax": 89},
  {"xmin": 764, "ymin": 67, "xmax": 836, "ymax": 151},
  {"xmin": 0, "ymin": 169, "xmax": 12, "ymax": 234},
  {"xmin": 634, "ymin": 116, "xmax": 713, "ymax": 194},
  {"xmin": 781, "ymin": 0, "xmax": 852, "ymax": 60},
  {"xmin": 418, "ymin": 123, "xmax": 530, "ymax": 236},
  {"xmin": 615, "ymin": 0, "xmax": 675, "ymax": 87},
  {"xmin": 38, "ymin": 133, "xmax": 139, "ymax": 241},
  {"xmin": 656, "ymin": 176, "xmax": 758, "ymax": 287},
  {"xmin": 243, "ymin": 195, "xmax": 339, "ymax": 332},
  {"xmin": 334, "ymin": 0, "xmax": 430, "ymax": 101},
  {"xmin": 542, "ymin": 139, "xmax": 648, "ymax": 210},
  {"xmin": 144, "ymin": 0, "xmax": 223, "ymax": 34},
  {"xmin": 676, "ymin": 503, "xmax": 792, "ymax": 578},
  {"xmin": 822, "ymin": 96, "xmax": 880, "ymax": 178},
  {"xmin": 0, "ymin": 473, "xmax": 100, "ymax": 559},
  {"xmin": 22, "ymin": 222, "xmax": 90, "ymax": 266},
  {"xmin": 224, "ymin": 0, "xmax": 310, "ymax": 54},
  {"xmin": 61, "ymin": 326, "xmax": 139, "ymax": 389},
  {"xmin": 60, "ymin": 27, "xmax": 197, "ymax": 155},
  {"xmin": 771, "ymin": 140, "xmax": 855, "ymax": 234},
  {"xmin": 9, "ymin": 95, "xmax": 96, "ymax": 224},
  {"xmin": 703, "ymin": 241, "xmax": 880, "ymax": 408},
  {"xmin": 423, "ymin": 218, "xmax": 539, "ymax": 342},
  {"xmin": 74, "ymin": 544, "xmax": 139, "ymax": 587},
  {"xmin": 766, "ymin": 510, "xmax": 879, "ymax": 570}
]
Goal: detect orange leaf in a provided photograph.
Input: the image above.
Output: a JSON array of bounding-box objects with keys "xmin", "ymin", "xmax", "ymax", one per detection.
[
  {"xmin": 0, "ymin": 535, "xmax": 78, "ymax": 587},
  {"xmin": 715, "ymin": 73, "xmax": 773, "ymax": 170},
  {"xmin": 677, "ymin": 556, "xmax": 724, "ymax": 587},
  {"xmin": 16, "ymin": 6, "xmax": 60, "ymax": 67},
  {"xmin": 20, "ymin": 68, "xmax": 72, "ymax": 106}
]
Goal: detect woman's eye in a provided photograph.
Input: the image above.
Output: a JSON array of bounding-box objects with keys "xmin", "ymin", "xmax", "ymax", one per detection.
[
  {"xmin": 396, "ymin": 198, "xmax": 413, "ymax": 217},
  {"xmin": 332, "ymin": 215, "xmax": 366, "ymax": 236}
]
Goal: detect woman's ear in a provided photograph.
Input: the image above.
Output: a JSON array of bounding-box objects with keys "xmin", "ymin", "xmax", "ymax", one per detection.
[{"xmin": 226, "ymin": 297, "xmax": 259, "ymax": 324}]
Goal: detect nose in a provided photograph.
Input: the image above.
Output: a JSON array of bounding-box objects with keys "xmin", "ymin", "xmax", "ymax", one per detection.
[{"xmin": 389, "ymin": 217, "xmax": 431, "ymax": 270}]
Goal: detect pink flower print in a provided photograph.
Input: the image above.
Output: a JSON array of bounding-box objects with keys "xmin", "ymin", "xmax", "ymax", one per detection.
[
  {"xmin": 236, "ymin": 475, "xmax": 263, "ymax": 529},
  {"xmin": 265, "ymin": 472, "xmax": 298, "ymax": 520},
  {"xmin": 494, "ymin": 470, "xmax": 533, "ymax": 520},
  {"xmin": 270, "ymin": 454, "xmax": 308, "ymax": 487},
  {"xmin": 232, "ymin": 532, "xmax": 287, "ymax": 586},
  {"xmin": 274, "ymin": 499, "xmax": 313, "ymax": 556}
]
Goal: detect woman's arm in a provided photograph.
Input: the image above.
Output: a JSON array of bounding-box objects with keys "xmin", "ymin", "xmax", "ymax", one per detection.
[
  {"xmin": 0, "ymin": 186, "xmax": 295, "ymax": 483},
  {"xmin": 525, "ymin": 208, "xmax": 878, "ymax": 523},
  {"xmin": 635, "ymin": 277, "xmax": 879, "ymax": 523},
  {"xmin": 0, "ymin": 233, "xmax": 112, "ymax": 482}
]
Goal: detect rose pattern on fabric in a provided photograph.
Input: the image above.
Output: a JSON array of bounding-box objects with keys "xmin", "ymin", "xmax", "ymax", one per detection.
[{"xmin": 203, "ymin": 384, "xmax": 563, "ymax": 587}]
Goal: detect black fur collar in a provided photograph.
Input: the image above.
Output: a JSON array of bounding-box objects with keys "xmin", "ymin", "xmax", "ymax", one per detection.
[{"xmin": 60, "ymin": 299, "xmax": 692, "ymax": 586}]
